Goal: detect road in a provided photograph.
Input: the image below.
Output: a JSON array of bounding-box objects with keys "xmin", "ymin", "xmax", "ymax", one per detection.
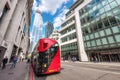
[{"xmin": 35, "ymin": 61, "xmax": 120, "ymax": 80}]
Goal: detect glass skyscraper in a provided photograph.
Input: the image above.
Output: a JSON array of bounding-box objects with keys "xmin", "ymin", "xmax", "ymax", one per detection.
[
  {"xmin": 31, "ymin": 9, "xmax": 43, "ymax": 52},
  {"xmin": 45, "ymin": 22, "xmax": 54, "ymax": 38},
  {"xmin": 79, "ymin": 0, "xmax": 120, "ymax": 62}
]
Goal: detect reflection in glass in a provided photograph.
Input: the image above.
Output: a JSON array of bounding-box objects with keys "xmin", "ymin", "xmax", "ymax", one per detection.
[
  {"xmin": 112, "ymin": 26, "xmax": 120, "ymax": 33},
  {"xmin": 108, "ymin": 36, "xmax": 115, "ymax": 43},
  {"xmin": 116, "ymin": 0, "xmax": 120, "ymax": 4},
  {"xmin": 90, "ymin": 34, "xmax": 94, "ymax": 39},
  {"xmin": 101, "ymin": 38, "xmax": 108, "ymax": 44},
  {"xmin": 94, "ymin": 32, "xmax": 99, "ymax": 38},
  {"xmin": 87, "ymin": 42, "xmax": 91, "ymax": 47},
  {"xmin": 100, "ymin": 30, "xmax": 105, "ymax": 37},
  {"xmin": 115, "ymin": 34, "xmax": 120, "ymax": 42},
  {"xmin": 102, "ymin": 0, "xmax": 108, "ymax": 6},
  {"xmin": 104, "ymin": 5, "xmax": 111, "ymax": 12},
  {"xmin": 96, "ymin": 39, "xmax": 101, "ymax": 45},
  {"xmin": 91, "ymin": 40, "xmax": 96, "ymax": 46},
  {"xmin": 105, "ymin": 28, "xmax": 112, "ymax": 35},
  {"xmin": 109, "ymin": 1, "xmax": 117, "ymax": 9}
]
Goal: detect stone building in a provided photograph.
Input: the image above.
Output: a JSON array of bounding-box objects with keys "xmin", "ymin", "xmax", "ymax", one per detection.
[{"xmin": 0, "ymin": 0, "xmax": 33, "ymax": 63}]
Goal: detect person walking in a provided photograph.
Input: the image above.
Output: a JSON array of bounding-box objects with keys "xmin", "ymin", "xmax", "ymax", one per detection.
[
  {"xmin": 10, "ymin": 55, "xmax": 18, "ymax": 69},
  {"xmin": 27, "ymin": 58, "xmax": 30, "ymax": 63},
  {"xmin": 2, "ymin": 56, "xmax": 8, "ymax": 69}
]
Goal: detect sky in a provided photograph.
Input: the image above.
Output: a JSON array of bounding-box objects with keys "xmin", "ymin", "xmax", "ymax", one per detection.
[{"xmin": 30, "ymin": 0, "xmax": 77, "ymax": 36}]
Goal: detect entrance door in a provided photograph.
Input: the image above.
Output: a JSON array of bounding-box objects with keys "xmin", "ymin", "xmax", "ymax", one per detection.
[
  {"xmin": 101, "ymin": 54, "xmax": 110, "ymax": 62},
  {"xmin": 110, "ymin": 54, "xmax": 120, "ymax": 62},
  {"xmin": 9, "ymin": 45, "xmax": 17, "ymax": 62},
  {"xmin": 0, "ymin": 46, "xmax": 7, "ymax": 66}
]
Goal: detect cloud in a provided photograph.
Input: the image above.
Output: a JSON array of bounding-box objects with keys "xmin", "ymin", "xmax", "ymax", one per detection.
[
  {"xmin": 39, "ymin": 0, "xmax": 69, "ymax": 15},
  {"xmin": 53, "ymin": 6, "xmax": 69, "ymax": 30}
]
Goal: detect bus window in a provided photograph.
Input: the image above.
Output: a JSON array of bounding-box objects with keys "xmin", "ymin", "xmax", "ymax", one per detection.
[{"xmin": 43, "ymin": 43, "xmax": 48, "ymax": 48}]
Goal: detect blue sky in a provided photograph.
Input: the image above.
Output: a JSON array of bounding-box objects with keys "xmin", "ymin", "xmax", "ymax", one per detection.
[{"xmin": 30, "ymin": 0, "xmax": 77, "ymax": 36}]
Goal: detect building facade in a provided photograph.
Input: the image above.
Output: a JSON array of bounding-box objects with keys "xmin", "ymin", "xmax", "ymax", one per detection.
[
  {"xmin": 79, "ymin": 0, "xmax": 120, "ymax": 62},
  {"xmin": 0, "ymin": 0, "xmax": 33, "ymax": 63},
  {"xmin": 49, "ymin": 30, "xmax": 60, "ymax": 41},
  {"xmin": 60, "ymin": 3, "xmax": 81, "ymax": 61},
  {"xmin": 60, "ymin": 0, "xmax": 120, "ymax": 62},
  {"xmin": 45, "ymin": 21, "xmax": 54, "ymax": 38},
  {"xmin": 49, "ymin": 30, "xmax": 61, "ymax": 46}
]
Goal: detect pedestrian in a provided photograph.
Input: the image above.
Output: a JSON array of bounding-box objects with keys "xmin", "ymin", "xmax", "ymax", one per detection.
[
  {"xmin": 72, "ymin": 56, "xmax": 77, "ymax": 62},
  {"xmin": 10, "ymin": 55, "xmax": 18, "ymax": 69},
  {"xmin": 2, "ymin": 56, "xmax": 8, "ymax": 69},
  {"xmin": 27, "ymin": 58, "xmax": 30, "ymax": 63},
  {"xmin": 93, "ymin": 56, "xmax": 98, "ymax": 63},
  {"xmin": 91, "ymin": 57, "xmax": 94, "ymax": 62}
]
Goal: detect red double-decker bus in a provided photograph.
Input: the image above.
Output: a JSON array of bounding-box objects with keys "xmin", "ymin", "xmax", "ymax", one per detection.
[{"xmin": 31, "ymin": 38, "xmax": 61, "ymax": 75}]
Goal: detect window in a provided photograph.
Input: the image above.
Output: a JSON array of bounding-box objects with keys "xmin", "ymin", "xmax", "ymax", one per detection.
[
  {"xmin": 103, "ymin": 18, "xmax": 110, "ymax": 27},
  {"xmin": 101, "ymin": 38, "xmax": 108, "ymax": 44},
  {"xmin": 84, "ymin": 42, "xmax": 87, "ymax": 47},
  {"xmin": 86, "ymin": 35, "xmax": 89, "ymax": 40},
  {"xmin": 87, "ymin": 42, "xmax": 91, "ymax": 47},
  {"xmin": 43, "ymin": 43, "xmax": 48, "ymax": 48},
  {"xmin": 96, "ymin": 39, "xmax": 101, "ymax": 45},
  {"xmin": 100, "ymin": 30, "xmax": 105, "ymax": 37},
  {"xmin": 116, "ymin": 0, "xmax": 120, "ymax": 4},
  {"xmin": 102, "ymin": 0, "xmax": 109, "ymax": 6},
  {"xmin": 94, "ymin": 32, "xmax": 99, "ymax": 38},
  {"xmin": 90, "ymin": 34, "xmax": 94, "ymax": 39},
  {"xmin": 108, "ymin": 36, "xmax": 115, "ymax": 43},
  {"xmin": 15, "ymin": 26, "xmax": 20, "ymax": 41},
  {"xmin": 10, "ymin": 0, "xmax": 12, "ymax": 2},
  {"xmin": 108, "ymin": 0, "xmax": 114, "ymax": 3},
  {"xmin": 23, "ymin": 24, "xmax": 27, "ymax": 33},
  {"xmin": 109, "ymin": 1, "xmax": 118, "ymax": 9},
  {"xmin": 105, "ymin": 28, "xmax": 112, "ymax": 35},
  {"xmin": 91, "ymin": 40, "xmax": 96, "ymax": 46},
  {"xmin": 83, "ymin": 37, "xmax": 86, "ymax": 41},
  {"xmin": 97, "ymin": 21, "xmax": 103, "ymax": 29},
  {"xmin": 99, "ymin": 8, "xmax": 105, "ymax": 15},
  {"xmin": 109, "ymin": 17, "xmax": 117, "ymax": 25},
  {"xmin": 106, "ymin": 11, "xmax": 113, "ymax": 19},
  {"xmin": 112, "ymin": 26, "xmax": 120, "ymax": 33},
  {"xmin": 97, "ymin": 3, "xmax": 103, "ymax": 9},
  {"xmin": 104, "ymin": 4, "xmax": 111, "ymax": 12},
  {"xmin": 0, "ymin": 11, "xmax": 3, "ymax": 18},
  {"xmin": 112, "ymin": 7, "xmax": 120, "ymax": 15},
  {"xmin": 0, "ymin": 5, "xmax": 8, "ymax": 22},
  {"xmin": 115, "ymin": 34, "xmax": 120, "ymax": 42}
]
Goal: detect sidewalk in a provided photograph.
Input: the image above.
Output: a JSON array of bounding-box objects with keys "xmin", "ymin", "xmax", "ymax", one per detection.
[
  {"xmin": 0, "ymin": 61, "xmax": 30, "ymax": 80},
  {"xmin": 78, "ymin": 61, "xmax": 120, "ymax": 67},
  {"xmin": 62, "ymin": 60, "xmax": 120, "ymax": 67}
]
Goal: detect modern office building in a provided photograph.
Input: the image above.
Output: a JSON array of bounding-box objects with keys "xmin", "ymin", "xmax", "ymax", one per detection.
[
  {"xmin": 45, "ymin": 21, "xmax": 54, "ymax": 38},
  {"xmin": 79, "ymin": 0, "xmax": 120, "ymax": 62},
  {"xmin": 60, "ymin": 1, "xmax": 81, "ymax": 61},
  {"xmin": 0, "ymin": 0, "xmax": 33, "ymax": 63},
  {"xmin": 60, "ymin": 0, "xmax": 120, "ymax": 62},
  {"xmin": 30, "ymin": 8, "xmax": 43, "ymax": 52}
]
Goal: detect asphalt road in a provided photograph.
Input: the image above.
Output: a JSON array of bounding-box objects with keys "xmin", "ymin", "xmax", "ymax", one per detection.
[{"xmin": 35, "ymin": 61, "xmax": 120, "ymax": 80}]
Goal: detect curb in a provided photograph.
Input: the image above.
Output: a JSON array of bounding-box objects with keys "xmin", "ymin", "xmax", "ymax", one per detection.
[
  {"xmin": 24, "ymin": 64, "xmax": 29, "ymax": 80},
  {"xmin": 30, "ymin": 65, "xmax": 35, "ymax": 80}
]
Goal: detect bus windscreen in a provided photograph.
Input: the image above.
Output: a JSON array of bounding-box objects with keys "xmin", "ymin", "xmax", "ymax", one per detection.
[{"xmin": 38, "ymin": 43, "xmax": 59, "ymax": 73}]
